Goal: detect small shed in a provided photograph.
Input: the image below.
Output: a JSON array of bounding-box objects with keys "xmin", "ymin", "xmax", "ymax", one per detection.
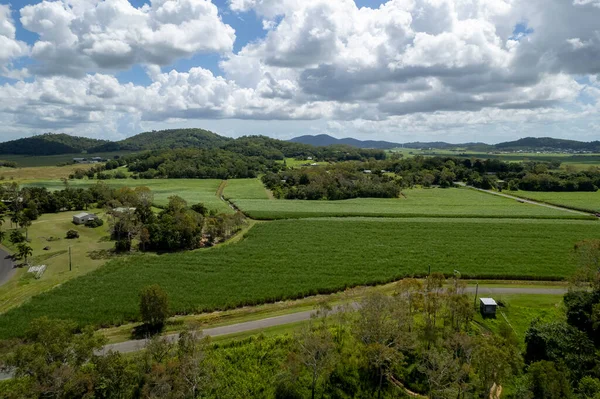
[
  {"xmin": 479, "ymin": 298, "xmax": 497, "ymax": 317},
  {"xmin": 73, "ymin": 212, "xmax": 96, "ymax": 225}
]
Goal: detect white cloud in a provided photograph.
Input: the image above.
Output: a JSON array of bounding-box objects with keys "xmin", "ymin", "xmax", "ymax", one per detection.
[
  {"xmin": 0, "ymin": 5, "xmax": 29, "ymax": 78},
  {"xmin": 1, "ymin": 0, "xmax": 599, "ymax": 142},
  {"xmin": 19, "ymin": 0, "xmax": 235, "ymax": 77}
]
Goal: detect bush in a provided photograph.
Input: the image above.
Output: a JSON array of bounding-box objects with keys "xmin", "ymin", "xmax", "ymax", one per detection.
[
  {"xmin": 114, "ymin": 239, "xmax": 131, "ymax": 252},
  {"xmin": 66, "ymin": 230, "xmax": 79, "ymax": 239},
  {"xmin": 139, "ymin": 285, "xmax": 169, "ymax": 330},
  {"xmin": 85, "ymin": 218, "xmax": 104, "ymax": 228}
]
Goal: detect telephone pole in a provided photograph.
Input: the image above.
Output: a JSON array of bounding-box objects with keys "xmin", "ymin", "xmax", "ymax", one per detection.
[{"xmin": 69, "ymin": 246, "xmax": 72, "ymax": 271}]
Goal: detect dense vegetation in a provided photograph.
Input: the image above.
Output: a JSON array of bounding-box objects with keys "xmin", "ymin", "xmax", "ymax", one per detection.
[
  {"xmin": 0, "ymin": 133, "xmax": 109, "ymax": 156},
  {"xmin": 89, "ymin": 128, "xmax": 231, "ymax": 152},
  {"xmin": 0, "ymin": 217, "xmax": 596, "ymax": 338},
  {"xmin": 263, "ymin": 167, "xmax": 401, "ymax": 200}
]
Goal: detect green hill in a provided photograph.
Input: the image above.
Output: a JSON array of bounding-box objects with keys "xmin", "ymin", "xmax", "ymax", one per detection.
[
  {"xmin": 495, "ymin": 137, "xmax": 600, "ymax": 151},
  {"xmin": 88, "ymin": 128, "xmax": 231, "ymax": 152},
  {"xmin": 0, "ymin": 133, "xmax": 109, "ymax": 156}
]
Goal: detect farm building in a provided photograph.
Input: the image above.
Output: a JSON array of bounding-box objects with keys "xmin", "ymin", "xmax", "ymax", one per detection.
[
  {"xmin": 73, "ymin": 212, "xmax": 97, "ymax": 225},
  {"xmin": 479, "ymin": 298, "xmax": 497, "ymax": 317}
]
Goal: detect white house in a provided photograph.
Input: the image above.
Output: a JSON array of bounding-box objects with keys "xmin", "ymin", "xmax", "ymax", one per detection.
[{"xmin": 73, "ymin": 212, "xmax": 97, "ymax": 225}]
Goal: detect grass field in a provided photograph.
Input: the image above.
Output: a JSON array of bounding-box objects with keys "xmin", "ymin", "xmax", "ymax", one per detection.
[
  {"xmin": 223, "ymin": 178, "xmax": 270, "ymax": 200},
  {"xmin": 228, "ymin": 185, "xmax": 590, "ymax": 219},
  {"xmin": 0, "ymin": 210, "xmax": 114, "ymax": 313},
  {"xmin": 509, "ymin": 190, "xmax": 600, "ymax": 213},
  {"xmin": 22, "ymin": 179, "xmax": 233, "ymax": 213},
  {"xmin": 0, "ymin": 151, "xmax": 134, "ymax": 168},
  {"xmin": 0, "ymin": 164, "xmax": 100, "ymax": 181},
  {"xmin": 0, "ymin": 217, "xmax": 597, "ymax": 339},
  {"xmin": 476, "ymin": 294, "xmax": 564, "ymax": 344}
]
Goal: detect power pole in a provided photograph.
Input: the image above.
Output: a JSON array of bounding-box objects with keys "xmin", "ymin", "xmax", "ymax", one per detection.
[
  {"xmin": 69, "ymin": 246, "xmax": 72, "ymax": 271},
  {"xmin": 474, "ymin": 283, "xmax": 479, "ymax": 309}
]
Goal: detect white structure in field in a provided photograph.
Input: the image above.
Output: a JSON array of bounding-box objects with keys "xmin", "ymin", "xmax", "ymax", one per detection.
[
  {"xmin": 28, "ymin": 265, "xmax": 46, "ymax": 279},
  {"xmin": 73, "ymin": 212, "xmax": 97, "ymax": 225}
]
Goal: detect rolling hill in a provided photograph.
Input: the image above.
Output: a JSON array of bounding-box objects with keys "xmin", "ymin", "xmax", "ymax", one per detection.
[
  {"xmin": 88, "ymin": 128, "xmax": 232, "ymax": 152},
  {"xmin": 0, "ymin": 133, "xmax": 109, "ymax": 156},
  {"xmin": 289, "ymin": 134, "xmax": 402, "ymax": 149}
]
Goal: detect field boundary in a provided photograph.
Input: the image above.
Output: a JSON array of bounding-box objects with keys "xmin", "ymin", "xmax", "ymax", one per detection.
[
  {"xmin": 458, "ymin": 184, "xmax": 594, "ymax": 216},
  {"xmin": 507, "ymin": 191, "xmax": 600, "ymax": 215}
]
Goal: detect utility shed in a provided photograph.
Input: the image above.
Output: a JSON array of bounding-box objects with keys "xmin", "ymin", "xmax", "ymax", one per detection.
[
  {"xmin": 73, "ymin": 212, "xmax": 96, "ymax": 225},
  {"xmin": 480, "ymin": 298, "xmax": 497, "ymax": 317}
]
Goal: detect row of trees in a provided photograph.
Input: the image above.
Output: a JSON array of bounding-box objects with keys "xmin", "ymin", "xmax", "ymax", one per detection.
[
  {"xmin": 108, "ymin": 194, "xmax": 246, "ymax": 252},
  {"xmin": 262, "ymin": 167, "xmax": 402, "ymax": 200}
]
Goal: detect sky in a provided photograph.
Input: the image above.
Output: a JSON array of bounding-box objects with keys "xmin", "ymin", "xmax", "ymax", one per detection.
[{"xmin": 0, "ymin": 0, "xmax": 599, "ymax": 144}]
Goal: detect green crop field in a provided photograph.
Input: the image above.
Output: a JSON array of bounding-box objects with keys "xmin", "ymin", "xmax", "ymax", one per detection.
[
  {"xmin": 509, "ymin": 190, "xmax": 600, "ymax": 213},
  {"xmin": 229, "ymin": 187, "xmax": 590, "ymax": 219},
  {"xmin": 22, "ymin": 179, "xmax": 233, "ymax": 214},
  {"xmin": 223, "ymin": 178, "xmax": 270, "ymax": 200},
  {"xmin": 0, "ymin": 217, "xmax": 597, "ymax": 339}
]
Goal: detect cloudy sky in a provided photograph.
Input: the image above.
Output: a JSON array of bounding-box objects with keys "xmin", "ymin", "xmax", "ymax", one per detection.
[{"xmin": 0, "ymin": 0, "xmax": 599, "ymax": 143}]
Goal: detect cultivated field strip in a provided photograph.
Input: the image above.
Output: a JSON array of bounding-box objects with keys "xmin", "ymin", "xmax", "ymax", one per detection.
[{"xmin": 0, "ymin": 217, "xmax": 597, "ymax": 339}]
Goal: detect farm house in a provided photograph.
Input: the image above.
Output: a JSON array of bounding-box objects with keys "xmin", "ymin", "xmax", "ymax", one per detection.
[{"xmin": 73, "ymin": 212, "xmax": 97, "ymax": 225}]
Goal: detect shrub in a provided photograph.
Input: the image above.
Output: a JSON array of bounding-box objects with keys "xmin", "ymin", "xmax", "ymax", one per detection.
[
  {"xmin": 66, "ymin": 230, "xmax": 79, "ymax": 239},
  {"xmin": 114, "ymin": 239, "xmax": 131, "ymax": 252},
  {"xmin": 139, "ymin": 285, "xmax": 169, "ymax": 330},
  {"xmin": 85, "ymin": 218, "xmax": 104, "ymax": 228}
]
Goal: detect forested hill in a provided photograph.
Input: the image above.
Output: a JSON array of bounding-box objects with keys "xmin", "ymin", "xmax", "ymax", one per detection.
[
  {"xmin": 88, "ymin": 128, "xmax": 232, "ymax": 152},
  {"xmin": 0, "ymin": 133, "xmax": 109, "ymax": 156},
  {"xmin": 290, "ymin": 134, "xmax": 402, "ymax": 149},
  {"xmin": 495, "ymin": 137, "xmax": 600, "ymax": 151}
]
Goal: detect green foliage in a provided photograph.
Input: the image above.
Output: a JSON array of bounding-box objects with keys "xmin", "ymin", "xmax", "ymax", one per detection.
[
  {"xmin": 65, "ymin": 229, "xmax": 79, "ymax": 239},
  {"xmin": 9, "ymin": 230, "xmax": 25, "ymax": 244},
  {"xmin": 0, "ymin": 133, "xmax": 109, "ymax": 156},
  {"xmin": 263, "ymin": 167, "xmax": 401, "ymax": 200},
  {"xmin": 139, "ymin": 285, "xmax": 169, "ymax": 329},
  {"xmin": 85, "ymin": 217, "xmax": 104, "ymax": 228},
  {"xmin": 0, "ymin": 218, "xmax": 595, "ymax": 338},
  {"xmin": 526, "ymin": 361, "xmax": 573, "ymax": 399}
]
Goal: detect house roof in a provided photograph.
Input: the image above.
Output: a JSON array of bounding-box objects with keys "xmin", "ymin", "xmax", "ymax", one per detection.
[
  {"xmin": 74, "ymin": 212, "xmax": 93, "ymax": 218},
  {"xmin": 480, "ymin": 298, "xmax": 497, "ymax": 306}
]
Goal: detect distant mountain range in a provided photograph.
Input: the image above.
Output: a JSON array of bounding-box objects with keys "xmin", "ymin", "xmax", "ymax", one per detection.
[
  {"xmin": 1, "ymin": 130, "xmax": 599, "ymax": 157},
  {"xmin": 289, "ymin": 134, "xmax": 600, "ymax": 152}
]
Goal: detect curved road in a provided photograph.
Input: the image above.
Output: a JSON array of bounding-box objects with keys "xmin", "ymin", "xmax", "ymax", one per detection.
[
  {"xmin": 0, "ymin": 285, "xmax": 569, "ymax": 380},
  {"xmin": 0, "ymin": 246, "xmax": 15, "ymax": 287},
  {"xmin": 100, "ymin": 286, "xmax": 568, "ymax": 355}
]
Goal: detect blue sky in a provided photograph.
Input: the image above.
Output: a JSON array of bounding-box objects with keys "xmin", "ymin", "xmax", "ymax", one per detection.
[{"xmin": 0, "ymin": 0, "xmax": 598, "ymax": 143}]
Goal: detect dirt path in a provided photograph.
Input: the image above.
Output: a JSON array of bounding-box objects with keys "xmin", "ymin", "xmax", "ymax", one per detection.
[{"xmin": 455, "ymin": 183, "xmax": 592, "ymax": 216}]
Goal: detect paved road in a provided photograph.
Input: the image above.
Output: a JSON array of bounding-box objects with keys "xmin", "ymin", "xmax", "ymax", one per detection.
[
  {"xmin": 101, "ymin": 286, "xmax": 567, "ymax": 355},
  {"xmin": 0, "ymin": 246, "xmax": 15, "ymax": 287},
  {"xmin": 0, "ymin": 285, "xmax": 570, "ymax": 380},
  {"xmin": 455, "ymin": 182, "xmax": 592, "ymax": 216}
]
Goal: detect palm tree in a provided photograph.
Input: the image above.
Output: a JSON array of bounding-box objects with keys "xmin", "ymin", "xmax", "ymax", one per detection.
[{"xmin": 17, "ymin": 243, "xmax": 33, "ymax": 265}]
